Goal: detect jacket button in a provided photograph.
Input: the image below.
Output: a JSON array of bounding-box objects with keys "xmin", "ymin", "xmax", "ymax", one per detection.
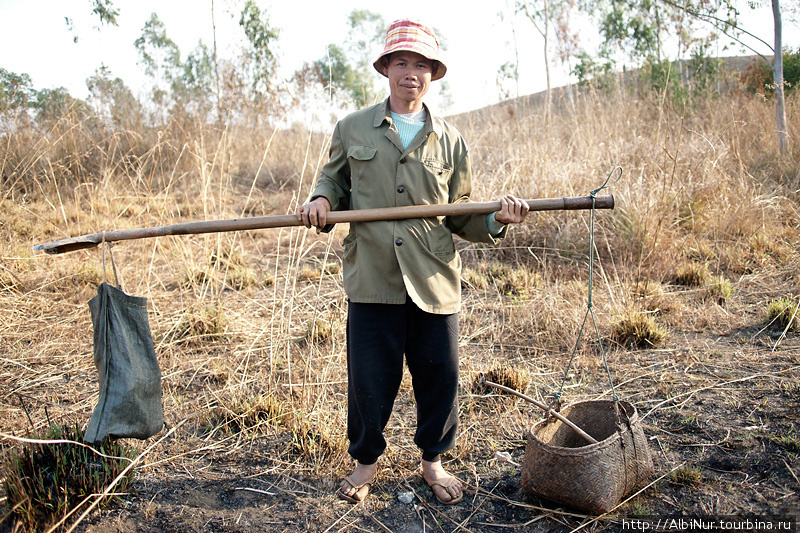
[
  {"xmin": 399, "ymin": 158, "xmax": 406, "ymax": 164},
  {"xmin": 395, "ymin": 238, "xmax": 403, "ymax": 246},
  {"xmin": 397, "ymin": 185, "xmax": 405, "ymax": 193}
]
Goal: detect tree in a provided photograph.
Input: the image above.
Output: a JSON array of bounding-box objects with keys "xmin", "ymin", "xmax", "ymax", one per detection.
[
  {"xmin": 653, "ymin": 0, "xmax": 789, "ymax": 153},
  {"xmin": 86, "ymin": 65, "xmax": 143, "ymax": 130},
  {"xmin": 0, "ymin": 69, "xmax": 35, "ymax": 114},
  {"xmin": 91, "ymin": 0, "xmax": 119, "ymax": 26},
  {"xmin": 172, "ymin": 41, "xmax": 217, "ymax": 120},
  {"xmin": 514, "ymin": 0, "xmax": 578, "ymax": 118},
  {"xmin": 31, "ymin": 87, "xmax": 92, "ymax": 126},
  {"xmin": 340, "ymin": 9, "xmax": 387, "ymax": 107},
  {"xmin": 296, "ymin": 10, "xmax": 387, "ymax": 110},
  {"xmin": 518, "ymin": 0, "xmax": 555, "ymax": 119},
  {"xmin": 238, "ymin": 0, "xmax": 280, "ymax": 113},
  {"xmin": 771, "ymin": 0, "xmax": 789, "ymax": 155},
  {"xmin": 134, "ymin": 12, "xmax": 181, "ymax": 112},
  {"xmin": 578, "ymin": 0, "xmax": 736, "ymax": 95}
]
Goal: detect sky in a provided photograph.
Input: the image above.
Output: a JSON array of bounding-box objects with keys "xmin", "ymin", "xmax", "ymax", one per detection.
[{"xmin": 0, "ymin": 0, "xmax": 797, "ymax": 122}]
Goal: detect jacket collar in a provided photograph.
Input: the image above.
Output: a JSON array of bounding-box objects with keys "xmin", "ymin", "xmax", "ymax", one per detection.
[{"xmin": 374, "ymin": 98, "xmax": 443, "ymax": 139}]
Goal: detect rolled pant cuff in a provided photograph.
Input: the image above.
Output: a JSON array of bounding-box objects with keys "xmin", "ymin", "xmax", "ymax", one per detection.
[{"xmin": 421, "ymin": 452, "xmax": 442, "ymax": 463}]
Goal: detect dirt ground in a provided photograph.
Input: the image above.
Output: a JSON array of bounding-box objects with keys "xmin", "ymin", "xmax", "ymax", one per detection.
[
  {"xmin": 39, "ymin": 321, "xmax": 800, "ymax": 532},
  {"xmin": 1, "ymin": 213, "xmax": 799, "ymax": 533}
]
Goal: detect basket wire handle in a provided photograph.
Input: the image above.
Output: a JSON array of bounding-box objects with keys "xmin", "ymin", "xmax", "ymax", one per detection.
[{"xmin": 550, "ymin": 167, "xmax": 623, "ymax": 412}]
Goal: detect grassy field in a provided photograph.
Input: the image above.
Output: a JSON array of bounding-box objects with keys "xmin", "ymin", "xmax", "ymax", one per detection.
[{"xmin": 1, "ymin": 83, "xmax": 799, "ymax": 532}]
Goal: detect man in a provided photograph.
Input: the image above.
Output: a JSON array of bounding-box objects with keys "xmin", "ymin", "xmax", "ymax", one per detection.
[{"xmin": 297, "ymin": 19, "xmax": 528, "ymax": 505}]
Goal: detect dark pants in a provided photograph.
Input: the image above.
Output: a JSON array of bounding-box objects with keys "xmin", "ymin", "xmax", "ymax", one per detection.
[{"xmin": 346, "ymin": 298, "xmax": 459, "ymax": 465}]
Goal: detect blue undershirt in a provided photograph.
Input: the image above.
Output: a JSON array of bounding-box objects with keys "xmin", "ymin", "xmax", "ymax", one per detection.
[{"xmin": 390, "ymin": 109, "xmax": 505, "ymax": 237}]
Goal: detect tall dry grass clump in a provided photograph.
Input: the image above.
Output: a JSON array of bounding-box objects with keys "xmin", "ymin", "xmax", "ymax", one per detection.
[
  {"xmin": 454, "ymin": 87, "xmax": 798, "ymax": 343},
  {"xmin": 1, "ymin": 81, "xmax": 798, "ymax": 528}
]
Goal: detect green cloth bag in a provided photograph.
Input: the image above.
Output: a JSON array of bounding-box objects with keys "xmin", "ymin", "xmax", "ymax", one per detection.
[{"xmin": 84, "ymin": 281, "xmax": 163, "ymax": 444}]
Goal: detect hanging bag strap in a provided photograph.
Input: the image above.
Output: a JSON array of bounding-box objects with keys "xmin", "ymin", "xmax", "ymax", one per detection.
[{"xmin": 101, "ymin": 232, "xmax": 121, "ymax": 290}]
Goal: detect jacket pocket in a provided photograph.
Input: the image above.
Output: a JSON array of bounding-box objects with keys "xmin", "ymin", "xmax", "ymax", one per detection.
[
  {"xmin": 348, "ymin": 145, "xmax": 377, "ymax": 162},
  {"xmin": 347, "ymin": 145, "xmax": 377, "ymax": 200}
]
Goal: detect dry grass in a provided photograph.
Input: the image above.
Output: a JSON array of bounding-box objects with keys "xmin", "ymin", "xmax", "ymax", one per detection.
[{"xmin": 1, "ymin": 87, "xmax": 799, "ymax": 530}]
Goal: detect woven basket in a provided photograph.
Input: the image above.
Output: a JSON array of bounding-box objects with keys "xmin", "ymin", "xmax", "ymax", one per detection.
[{"xmin": 521, "ymin": 399, "xmax": 653, "ymax": 514}]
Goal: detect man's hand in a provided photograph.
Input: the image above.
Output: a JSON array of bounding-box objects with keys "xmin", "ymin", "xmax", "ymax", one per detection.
[
  {"xmin": 494, "ymin": 195, "xmax": 529, "ymax": 225},
  {"xmin": 296, "ymin": 197, "xmax": 332, "ymax": 233}
]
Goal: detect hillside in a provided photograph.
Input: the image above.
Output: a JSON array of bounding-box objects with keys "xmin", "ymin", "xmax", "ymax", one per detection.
[{"xmin": 0, "ymin": 72, "xmax": 798, "ymax": 532}]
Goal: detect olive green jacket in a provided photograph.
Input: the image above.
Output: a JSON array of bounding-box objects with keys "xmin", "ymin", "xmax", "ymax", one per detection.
[{"xmin": 311, "ymin": 99, "xmax": 507, "ymax": 314}]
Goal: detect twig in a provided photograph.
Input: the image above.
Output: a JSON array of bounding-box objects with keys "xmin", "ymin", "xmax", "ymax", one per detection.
[
  {"xmin": 321, "ymin": 504, "xmax": 359, "ymax": 533},
  {"xmin": 0, "ymin": 432, "xmax": 133, "ymax": 464},
  {"xmin": 363, "ymin": 507, "xmax": 394, "ymax": 533},
  {"xmin": 451, "ymin": 477, "xmax": 496, "ymax": 533},
  {"xmin": 471, "ymin": 484, "xmax": 585, "ymax": 519},
  {"xmin": 783, "ymin": 459, "xmax": 800, "ymax": 488},
  {"xmin": 0, "ymin": 263, "xmax": 25, "ymax": 292},
  {"xmin": 233, "ymin": 487, "xmax": 277, "ymax": 496},
  {"xmin": 484, "ymin": 380, "xmax": 598, "ymax": 445},
  {"xmin": 476, "ymin": 515, "xmax": 546, "ymax": 528}
]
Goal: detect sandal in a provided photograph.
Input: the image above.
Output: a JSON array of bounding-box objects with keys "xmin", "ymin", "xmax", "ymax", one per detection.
[
  {"xmin": 425, "ymin": 475, "xmax": 464, "ymax": 505},
  {"xmin": 336, "ymin": 475, "xmax": 373, "ymax": 503}
]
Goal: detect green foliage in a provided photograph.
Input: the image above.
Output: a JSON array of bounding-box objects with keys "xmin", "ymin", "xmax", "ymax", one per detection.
[
  {"xmin": 572, "ymin": 50, "xmax": 616, "ymax": 91},
  {"xmin": 786, "ymin": 48, "xmax": 800, "ymax": 92},
  {"xmin": 740, "ymin": 48, "xmax": 800, "ymax": 96},
  {"xmin": 172, "ymin": 41, "xmax": 216, "ymax": 118},
  {"xmin": 641, "ymin": 57, "xmax": 685, "ymax": 100},
  {"xmin": 87, "ymin": 65, "xmax": 143, "ymax": 129},
  {"xmin": 2, "ymin": 423, "xmax": 133, "ymax": 532},
  {"xmin": 31, "ymin": 87, "xmax": 92, "ymax": 125},
  {"xmin": 704, "ymin": 275, "xmax": 733, "ymax": 304},
  {"xmin": 598, "ymin": 1, "xmax": 660, "ymax": 61},
  {"xmin": 685, "ymin": 43, "xmax": 723, "ymax": 98},
  {"xmin": 312, "ymin": 44, "xmax": 359, "ymax": 99},
  {"xmin": 134, "ymin": 13, "xmax": 180, "ymax": 80},
  {"xmin": 299, "ymin": 9, "xmax": 386, "ymax": 109},
  {"xmin": 133, "ymin": 12, "xmax": 220, "ymax": 121},
  {"xmin": 91, "ymin": 0, "xmax": 119, "ymax": 26},
  {"xmin": 1, "ymin": 72, "xmax": 93, "ymax": 126},
  {"xmin": 640, "ymin": 45, "xmax": 723, "ymax": 104},
  {"xmin": 238, "ymin": 0, "xmax": 280, "ymax": 100},
  {"xmin": 0, "ymin": 68, "xmax": 36, "ymax": 113},
  {"xmin": 765, "ymin": 298, "xmax": 799, "ymax": 331}
]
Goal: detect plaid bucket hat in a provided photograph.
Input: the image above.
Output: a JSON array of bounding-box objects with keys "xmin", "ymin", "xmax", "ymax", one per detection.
[{"xmin": 373, "ymin": 19, "xmax": 447, "ymax": 81}]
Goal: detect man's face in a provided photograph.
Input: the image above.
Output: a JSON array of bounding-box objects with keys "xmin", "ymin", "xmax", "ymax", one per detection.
[{"xmin": 382, "ymin": 51, "xmax": 434, "ymax": 111}]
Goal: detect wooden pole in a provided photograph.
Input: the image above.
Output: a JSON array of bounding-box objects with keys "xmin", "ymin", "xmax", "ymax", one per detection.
[
  {"xmin": 34, "ymin": 195, "xmax": 613, "ymax": 255},
  {"xmin": 484, "ymin": 380, "xmax": 598, "ymax": 445}
]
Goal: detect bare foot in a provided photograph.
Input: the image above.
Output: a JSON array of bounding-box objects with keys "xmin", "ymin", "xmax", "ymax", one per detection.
[
  {"xmin": 338, "ymin": 461, "xmax": 377, "ymax": 502},
  {"xmin": 421, "ymin": 459, "xmax": 463, "ymax": 505}
]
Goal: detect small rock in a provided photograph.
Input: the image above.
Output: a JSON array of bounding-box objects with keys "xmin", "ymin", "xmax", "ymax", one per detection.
[{"xmin": 398, "ymin": 491, "xmax": 415, "ymax": 504}]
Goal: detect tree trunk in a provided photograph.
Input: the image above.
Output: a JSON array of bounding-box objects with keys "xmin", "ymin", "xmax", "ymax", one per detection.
[
  {"xmin": 772, "ymin": 0, "xmax": 788, "ymax": 155},
  {"xmin": 212, "ymin": 0, "xmax": 223, "ymax": 127},
  {"xmin": 544, "ymin": 0, "xmax": 552, "ymax": 123}
]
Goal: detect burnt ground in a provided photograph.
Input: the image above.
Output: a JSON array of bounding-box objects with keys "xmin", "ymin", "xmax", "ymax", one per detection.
[
  {"xmin": 51, "ymin": 329, "xmax": 799, "ymax": 533},
  {"xmin": 2, "ymin": 222, "xmax": 799, "ymax": 533}
]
